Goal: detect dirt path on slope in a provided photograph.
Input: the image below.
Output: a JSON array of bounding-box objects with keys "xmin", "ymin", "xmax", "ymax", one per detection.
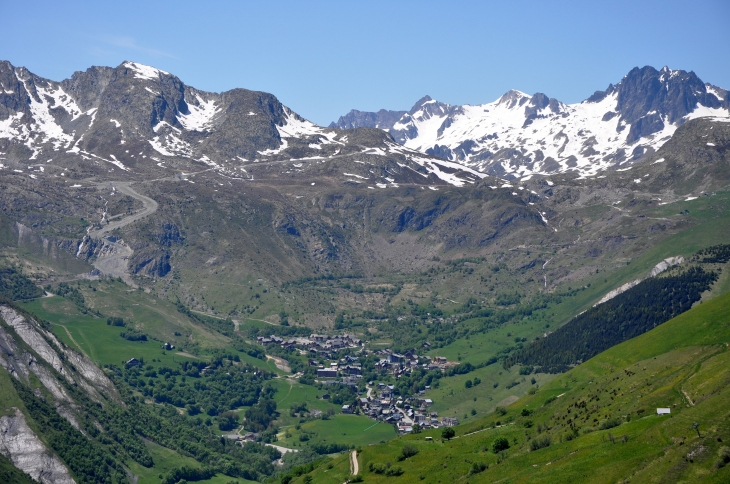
[
  {"xmin": 350, "ymin": 450, "xmax": 359, "ymax": 475},
  {"xmin": 682, "ymin": 389, "xmax": 695, "ymax": 406},
  {"xmin": 277, "ymin": 381, "xmax": 294, "ymax": 404},
  {"xmin": 57, "ymin": 324, "xmax": 89, "ymax": 358},
  {"xmin": 267, "ymin": 355, "xmax": 291, "ymax": 373}
]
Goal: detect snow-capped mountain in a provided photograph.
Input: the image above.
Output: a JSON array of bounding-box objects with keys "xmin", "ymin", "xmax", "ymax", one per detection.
[
  {"xmin": 332, "ymin": 67, "xmax": 730, "ymax": 179},
  {"xmin": 0, "ymin": 60, "xmax": 483, "ymax": 187}
]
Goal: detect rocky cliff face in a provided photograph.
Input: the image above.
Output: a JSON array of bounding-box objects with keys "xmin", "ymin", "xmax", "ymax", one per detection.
[
  {"xmin": 0, "ymin": 303, "xmax": 132, "ymax": 483},
  {"xmin": 0, "ymin": 305, "xmax": 121, "ymax": 410},
  {"xmin": 0, "ymin": 409, "xmax": 76, "ymax": 484},
  {"xmin": 329, "ymin": 108, "xmax": 406, "ymax": 130}
]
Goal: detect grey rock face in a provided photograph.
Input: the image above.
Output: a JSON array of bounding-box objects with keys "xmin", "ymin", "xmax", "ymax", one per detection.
[
  {"xmin": 329, "ymin": 108, "xmax": 407, "ymax": 130},
  {"xmin": 523, "ymin": 92, "xmax": 565, "ymax": 127},
  {"xmin": 129, "ymin": 247, "xmax": 171, "ymax": 277},
  {"xmin": 0, "ymin": 409, "xmax": 76, "ymax": 484},
  {"xmin": 587, "ymin": 66, "xmax": 730, "ymax": 142},
  {"xmin": 0, "ymin": 305, "xmax": 120, "ymax": 404},
  {"xmin": 0, "ymin": 59, "xmax": 291, "ymax": 169}
]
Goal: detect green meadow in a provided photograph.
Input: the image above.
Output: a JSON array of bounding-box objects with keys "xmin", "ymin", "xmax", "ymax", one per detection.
[
  {"xmin": 22, "ymin": 295, "xmax": 187, "ymax": 368},
  {"xmin": 127, "ymin": 440, "xmax": 258, "ymax": 484},
  {"xmin": 298, "ymin": 289, "xmax": 730, "ymax": 483},
  {"xmin": 276, "ymin": 414, "xmax": 396, "ymax": 450}
]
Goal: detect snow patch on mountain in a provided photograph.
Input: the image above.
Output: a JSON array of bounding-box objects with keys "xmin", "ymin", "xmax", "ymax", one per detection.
[
  {"xmin": 122, "ymin": 61, "xmax": 169, "ymax": 80},
  {"xmin": 685, "ymin": 103, "xmax": 729, "ymax": 120},
  {"xmin": 21, "ymin": 80, "xmax": 76, "ymax": 151},
  {"xmin": 277, "ymin": 107, "xmax": 329, "ymax": 138},
  {"xmin": 0, "ymin": 112, "xmax": 26, "ymax": 140},
  {"xmin": 178, "ymin": 93, "xmax": 221, "ymax": 131}
]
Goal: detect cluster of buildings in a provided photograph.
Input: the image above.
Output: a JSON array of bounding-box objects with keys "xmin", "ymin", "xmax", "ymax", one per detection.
[
  {"xmin": 256, "ymin": 333, "xmax": 362, "ymax": 357},
  {"xmin": 353, "ymin": 382, "xmax": 458, "ymax": 433},
  {"xmin": 311, "ymin": 347, "xmax": 453, "ymax": 381},
  {"xmin": 253, "ymin": 333, "xmax": 460, "ymax": 433},
  {"xmin": 372, "ymin": 348, "xmax": 450, "ymax": 376},
  {"xmin": 314, "ymin": 354, "xmax": 362, "ymax": 380}
]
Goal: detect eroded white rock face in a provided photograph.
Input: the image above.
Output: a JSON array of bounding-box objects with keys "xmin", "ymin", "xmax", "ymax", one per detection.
[
  {"xmin": 595, "ymin": 255, "xmax": 685, "ymax": 307},
  {"xmin": 0, "ymin": 306, "xmax": 68, "ymax": 379},
  {"xmin": 0, "ymin": 305, "xmax": 120, "ymax": 404},
  {"xmin": 649, "ymin": 256, "xmax": 684, "ymax": 277},
  {"xmin": 0, "ymin": 408, "xmax": 75, "ymax": 484},
  {"xmin": 596, "ymin": 279, "xmax": 642, "ymax": 306}
]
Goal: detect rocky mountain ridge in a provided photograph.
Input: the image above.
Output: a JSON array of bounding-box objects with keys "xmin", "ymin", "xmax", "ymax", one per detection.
[
  {"xmin": 0, "ymin": 58, "xmax": 729, "ymax": 316},
  {"xmin": 331, "ymin": 66, "xmax": 730, "ymax": 179},
  {"xmin": 329, "ymin": 107, "xmax": 406, "ymax": 130},
  {"xmin": 0, "ymin": 60, "xmax": 483, "ymax": 189}
]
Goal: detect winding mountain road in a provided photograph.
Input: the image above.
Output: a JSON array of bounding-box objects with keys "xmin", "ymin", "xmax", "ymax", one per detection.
[
  {"xmin": 90, "ymin": 182, "xmax": 158, "ymax": 237},
  {"xmin": 86, "ymin": 182, "xmax": 159, "ymax": 285}
]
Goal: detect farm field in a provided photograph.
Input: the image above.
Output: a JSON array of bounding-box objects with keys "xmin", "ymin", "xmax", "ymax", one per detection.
[{"xmin": 268, "ymin": 378, "xmax": 398, "ymax": 449}]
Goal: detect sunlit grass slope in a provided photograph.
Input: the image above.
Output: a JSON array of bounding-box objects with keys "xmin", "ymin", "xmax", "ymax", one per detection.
[{"xmin": 302, "ymin": 290, "xmax": 730, "ymax": 483}]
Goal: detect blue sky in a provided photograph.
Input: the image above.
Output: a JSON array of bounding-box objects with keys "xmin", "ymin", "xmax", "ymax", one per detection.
[{"xmin": 3, "ymin": 0, "xmax": 729, "ymax": 125}]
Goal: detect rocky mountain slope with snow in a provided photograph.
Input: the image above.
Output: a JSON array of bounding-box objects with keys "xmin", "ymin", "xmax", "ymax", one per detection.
[
  {"xmin": 332, "ymin": 66, "xmax": 730, "ymax": 180},
  {"xmin": 329, "ymin": 107, "xmax": 406, "ymax": 131},
  {"xmin": 0, "ymin": 60, "xmax": 482, "ymax": 188},
  {"xmin": 1, "ymin": 58, "xmax": 729, "ymax": 321}
]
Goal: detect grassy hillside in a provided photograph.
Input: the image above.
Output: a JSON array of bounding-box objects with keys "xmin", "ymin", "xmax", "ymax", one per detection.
[{"xmin": 301, "ymin": 290, "xmax": 730, "ymax": 483}]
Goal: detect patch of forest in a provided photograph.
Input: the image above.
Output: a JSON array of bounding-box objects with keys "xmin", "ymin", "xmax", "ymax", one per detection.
[
  {"xmin": 506, "ymin": 266, "xmax": 717, "ymax": 373},
  {"xmin": 0, "ymin": 267, "xmax": 43, "ymax": 300}
]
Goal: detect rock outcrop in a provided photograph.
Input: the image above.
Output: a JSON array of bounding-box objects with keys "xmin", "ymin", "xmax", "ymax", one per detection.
[{"xmin": 0, "ymin": 409, "xmax": 75, "ymax": 484}]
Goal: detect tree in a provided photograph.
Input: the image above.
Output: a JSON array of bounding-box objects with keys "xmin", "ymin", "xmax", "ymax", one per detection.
[
  {"xmin": 399, "ymin": 444, "xmax": 418, "ymax": 461},
  {"xmin": 442, "ymin": 427, "xmax": 455, "ymax": 440},
  {"xmin": 465, "ymin": 380, "xmax": 473, "ymax": 389},
  {"xmin": 492, "ymin": 437, "xmax": 510, "ymax": 453},
  {"xmin": 218, "ymin": 411, "xmax": 239, "ymax": 431},
  {"xmin": 412, "ymin": 423, "xmax": 421, "ymax": 434}
]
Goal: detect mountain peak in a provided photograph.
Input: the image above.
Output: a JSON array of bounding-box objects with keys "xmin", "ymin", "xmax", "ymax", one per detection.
[
  {"xmin": 328, "ymin": 108, "xmax": 407, "ymax": 130},
  {"xmin": 497, "ymin": 89, "xmax": 530, "ymax": 108},
  {"xmin": 409, "ymin": 95, "xmax": 435, "ymax": 114}
]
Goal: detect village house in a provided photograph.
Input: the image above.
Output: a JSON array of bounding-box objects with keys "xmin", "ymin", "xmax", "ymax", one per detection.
[
  {"xmin": 343, "ymin": 364, "xmax": 362, "ymax": 375},
  {"xmin": 442, "ymin": 417, "xmax": 459, "ymax": 427},
  {"xmin": 317, "ymin": 368, "xmax": 337, "ymax": 378}
]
